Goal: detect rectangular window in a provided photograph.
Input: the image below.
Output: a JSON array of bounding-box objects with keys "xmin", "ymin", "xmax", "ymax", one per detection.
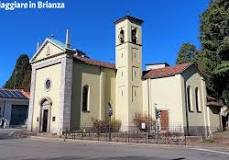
[
  {"xmin": 132, "ymin": 67, "xmax": 138, "ymax": 81},
  {"xmin": 52, "ymin": 116, "xmax": 56, "ymax": 122},
  {"xmin": 132, "ymin": 48, "xmax": 138, "ymax": 65},
  {"xmin": 119, "ymin": 87, "xmax": 124, "ymax": 98},
  {"xmin": 82, "ymin": 85, "xmax": 89, "ymax": 112},
  {"xmin": 132, "ymin": 86, "xmax": 138, "ymax": 102}
]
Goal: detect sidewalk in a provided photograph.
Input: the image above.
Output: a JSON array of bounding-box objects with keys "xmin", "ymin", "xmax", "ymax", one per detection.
[{"xmin": 29, "ymin": 134, "xmax": 229, "ymax": 152}]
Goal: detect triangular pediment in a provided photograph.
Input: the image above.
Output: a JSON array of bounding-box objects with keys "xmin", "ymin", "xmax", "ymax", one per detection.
[{"xmin": 30, "ymin": 38, "xmax": 66, "ymax": 63}]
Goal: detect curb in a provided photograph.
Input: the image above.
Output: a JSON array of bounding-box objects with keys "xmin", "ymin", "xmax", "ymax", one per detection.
[
  {"xmin": 29, "ymin": 135, "xmax": 229, "ymax": 152},
  {"xmin": 29, "ymin": 136, "xmax": 188, "ymax": 148}
]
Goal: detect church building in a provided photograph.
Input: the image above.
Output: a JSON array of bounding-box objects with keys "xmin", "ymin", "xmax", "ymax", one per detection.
[{"xmin": 27, "ymin": 16, "xmax": 221, "ymax": 136}]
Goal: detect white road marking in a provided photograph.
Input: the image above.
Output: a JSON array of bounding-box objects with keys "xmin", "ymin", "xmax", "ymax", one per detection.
[{"xmin": 189, "ymin": 148, "xmax": 229, "ymax": 156}]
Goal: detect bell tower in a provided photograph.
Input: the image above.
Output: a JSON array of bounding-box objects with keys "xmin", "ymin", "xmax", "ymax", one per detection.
[{"xmin": 114, "ymin": 16, "xmax": 143, "ymax": 131}]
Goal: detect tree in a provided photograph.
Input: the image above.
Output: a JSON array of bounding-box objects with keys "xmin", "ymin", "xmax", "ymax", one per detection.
[
  {"xmin": 200, "ymin": 0, "xmax": 229, "ymax": 59},
  {"xmin": 4, "ymin": 54, "xmax": 31, "ymax": 91},
  {"xmin": 199, "ymin": 0, "xmax": 229, "ymax": 102},
  {"xmin": 176, "ymin": 43, "xmax": 198, "ymax": 64}
]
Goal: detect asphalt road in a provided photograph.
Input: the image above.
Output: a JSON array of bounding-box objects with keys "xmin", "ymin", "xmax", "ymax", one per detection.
[
  {"xmin": 0, "ymin": 128, "xmax": 21, "ymax": 139},
  {"xmin": 0, "ymin": 138, "xmax": 228, "ymax": 160}
]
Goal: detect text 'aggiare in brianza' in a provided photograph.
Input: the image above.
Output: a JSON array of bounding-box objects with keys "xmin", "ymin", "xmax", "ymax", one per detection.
[{"xmin": 0, "ymin": 1, "xmax": 65, "ymax": 11}]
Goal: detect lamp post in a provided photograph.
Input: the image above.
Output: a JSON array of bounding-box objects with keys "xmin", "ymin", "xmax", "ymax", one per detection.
[{"xmin": 108, "ymin": 102, "xmax": 113, "ymax": 142}]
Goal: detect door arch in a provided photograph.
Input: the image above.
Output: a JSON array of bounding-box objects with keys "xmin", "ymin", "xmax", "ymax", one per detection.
[{"xmin": 40, "ymin": 98, "xmax": 52, "ymax": 133}]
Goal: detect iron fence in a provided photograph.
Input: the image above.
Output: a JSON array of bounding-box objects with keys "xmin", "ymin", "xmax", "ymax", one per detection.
[{"xmin": 63, "ymin": 126, "xmax": 189, "ymax": 145}]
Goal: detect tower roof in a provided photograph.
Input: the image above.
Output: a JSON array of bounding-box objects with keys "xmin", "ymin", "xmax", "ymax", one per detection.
[{"xmin": 114, "ymin": 15, "xmax": 144, "ymax": 25}]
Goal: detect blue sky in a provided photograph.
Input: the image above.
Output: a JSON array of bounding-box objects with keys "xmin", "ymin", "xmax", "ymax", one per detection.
[{"xmin": 0, "ymin": 0, "xmax": 209, "ymax": 87}]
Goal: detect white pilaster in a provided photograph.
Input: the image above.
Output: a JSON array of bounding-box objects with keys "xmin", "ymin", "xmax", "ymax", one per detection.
[
  {"xmin": 201, "ymin": 78, "xmax": 209, "ymax": 136},
  {"xmin": 27, "ymin": 68, "xmax": 36, "ymax": 131},
  {"xmin": 59, "ymin": 55, "xmax": 73, "ymax": 134}
]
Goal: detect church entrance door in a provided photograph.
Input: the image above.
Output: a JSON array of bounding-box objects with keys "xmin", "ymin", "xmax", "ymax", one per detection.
[
  {"xmin": 42, "ymin": 109, "xmax": 48, "ymax": 132},
  {"xmin": 40, "ymin": 99, "xmax": 52, "ymax": 133}
]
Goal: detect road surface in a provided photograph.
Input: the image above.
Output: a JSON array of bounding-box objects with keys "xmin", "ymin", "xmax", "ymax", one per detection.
[{"xmin": 0, "ymin": 137, "xmax": 228, "ymax": 160}]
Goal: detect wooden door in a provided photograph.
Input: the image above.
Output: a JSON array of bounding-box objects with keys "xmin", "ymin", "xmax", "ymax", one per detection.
[
  {"xmin": 160, "ymin": 110, "xmax": 169, "ymax": 130},
  {"xmin": 42, "ymin": 109, "xmax": 48, "ymax": 132}
]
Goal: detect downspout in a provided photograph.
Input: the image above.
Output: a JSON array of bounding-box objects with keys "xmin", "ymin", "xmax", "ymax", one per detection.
[
  {"xmin": 99, "ymin": 67, "xmax": 103, "ymax": 120},
  {"xmin": 147, "ymin": 79, "xmax": 151, "ymax": 136}
]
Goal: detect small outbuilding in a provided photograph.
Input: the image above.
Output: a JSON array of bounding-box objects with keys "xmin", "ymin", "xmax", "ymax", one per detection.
[
  {"xmin": 0, "ymin": 89, "xmax": 29, "ymax": 128},
  {"xmin": 142, "ymin": 63, "xmax": 222, "ymax": 136}
]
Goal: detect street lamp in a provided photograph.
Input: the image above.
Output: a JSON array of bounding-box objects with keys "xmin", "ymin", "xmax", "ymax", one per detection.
[{"xmin": 108, "ymin": 102, "xmax": 113, "ymax": 142}]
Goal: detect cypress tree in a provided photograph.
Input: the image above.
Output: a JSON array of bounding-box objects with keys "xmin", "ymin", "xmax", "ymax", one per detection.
[{"xmin": 4, "ymin": 54, "xmax": 31, "ymax": 91}]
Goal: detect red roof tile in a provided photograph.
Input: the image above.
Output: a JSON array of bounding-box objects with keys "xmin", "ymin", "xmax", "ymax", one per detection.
[
  {"xmin": 73, "ymin": 55, "xmax": 116, "ymax": 69},
  {"xmin": 21, "ymin": 90, "xmax": 30, "ymax": 99},
  {"xmin": 143, "ymin": 63, "xmax": 193, "ymax": 79}
]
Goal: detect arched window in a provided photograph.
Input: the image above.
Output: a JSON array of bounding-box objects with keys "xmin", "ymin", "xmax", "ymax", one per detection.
[
  {"xmin": 195, "ymin": 87, "xmax": 201, "ymax": 112},
  {"xmin": 187, "ymin": 86, "xmax": 193, "ymax": 112},
  {"xmin": 131, "ymin": 27, "xmax": 137, "ymax": 44},
  {"xmin": 119, "ymin": 29, "xmax": 124, "ymax": 44},
  {"xmin": 82, "ymin": 85, "xmax": 89, "ymax": 112}
]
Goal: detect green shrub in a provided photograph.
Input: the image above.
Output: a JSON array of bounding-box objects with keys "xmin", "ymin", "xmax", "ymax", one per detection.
[
  {"xmin": 91, "ymin": 118, "xmax": 121, "ymax": 133},
  {"xmin": 110, "ymin": 118, "xmax": 121, "ymax": 132}
]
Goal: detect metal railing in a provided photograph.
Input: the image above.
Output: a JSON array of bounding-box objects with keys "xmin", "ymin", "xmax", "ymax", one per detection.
[{"xmin": 63, "ymin": 125, "xmax": 190, "ymax": 145}]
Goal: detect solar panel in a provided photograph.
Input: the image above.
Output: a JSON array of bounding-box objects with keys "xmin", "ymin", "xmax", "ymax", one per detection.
[
  {"xmin": 0, "ymin": 90, "xmax": 8, "ymax": 98},
  {"xmin": 8, "ymin": 90, "xmax": 16, "ymax": 98},
  {"xmin": 0, "ymin": 89, "xmax": 28, "ymax": 99},
  {"xmin": 0, "ymin": 90, "xmax": 5, "ymax": 98},
  {"xmin": 14, "ymin": 90, "xmax": 24, "ymax": 98},
  {"xmin": 9, "ymin": 90, "xmax": 18, "ymax": 98},
  {"xmin": 12, "ymin": 90, "xmax": 23, "ymax": 98},
  {"xmin": 8, "ymin": 91, "xmax": 15, "ymax": 97},
  {"xmin": 3, "ymin": 90, "xmax": 13, "ymax": 98},
  {"xmin": 16, "ymin": 91, "xmax": 25, "ymax": 98}
]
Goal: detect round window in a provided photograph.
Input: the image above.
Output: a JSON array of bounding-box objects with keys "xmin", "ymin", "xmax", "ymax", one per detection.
[{"xmin": 45, "ymin": 79, "xmax": 51, "ymax": 90}]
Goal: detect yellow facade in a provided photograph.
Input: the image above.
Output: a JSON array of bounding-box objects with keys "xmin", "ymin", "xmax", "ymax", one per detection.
[
  {"xmin": 142, "ymin": 65, "xmax": 221, "ymax": 136},
  {"xmin": 142, "ymin": 75, "xmax": 185, "ymax": 128},
  {"xmin": 32, "ymin": 63, "xmax": 62, "ymax": 133},
  {"xmin": 115, "ymin": 18, "xmax": 143, "ymax": 130},
  {"xmin": 70, "ymin": 62, "xmax": 116, "ymax": 129},
  {"xmin": 28, "ymin": 38, "xmax": 117, "ymax": 134},
  {"xmin": 27, "ymin": 16, "xmax": 221, "ymax": 136}
]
